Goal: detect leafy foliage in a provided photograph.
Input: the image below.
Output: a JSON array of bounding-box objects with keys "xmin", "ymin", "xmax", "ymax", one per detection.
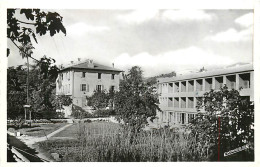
[
  {"xmin": 7, "ymin": 57, "xmax": 70, "ymax": 120},
  {"xmin": 86, "ymin": 86, "xmax": 116, "ymax": 110},
  {"xmin": 7, "ymin": 66, "xmax": 27, "ymax": 119},
  {"xmin": 114, "ymin": 66, "xmax": 161, "ymax": 132},
  {"xmin": 36, "ymin": 56, "xmax": 59, "ymax": 80},
  {"xmin": 93, "ymin": 109, "xmax": 115, "ymax": 117},
  {"xmin": 71, "ymin": 104, "xmax": 94, "ymax": 119},
  {"xmin": 7, "ymin": 9, "xmax": 66, "ymax": 47},
  {"xmin": 189, "ymin": 85, "xmax": 254, "ymax": 161},
  {"xmin": 87, "ymin": 90, "xmax": 110, "ymax": 110},
  {"xmin": 53, "ymin": 95, "xmax": 73, "ymax": 110},
  {"xmin": 19, "ymin": 42, "xmax": 34, "ymax": 58}
]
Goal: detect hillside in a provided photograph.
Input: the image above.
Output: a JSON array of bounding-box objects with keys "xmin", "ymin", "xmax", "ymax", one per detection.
[{"xmin": 145, "ymin": 71, "xmax": 176, "ymax": 84}]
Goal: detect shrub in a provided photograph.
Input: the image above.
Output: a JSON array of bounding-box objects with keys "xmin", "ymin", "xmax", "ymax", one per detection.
[{"xmin": 39, "ymin": 122, "xmax": 211, "ymax": 162}]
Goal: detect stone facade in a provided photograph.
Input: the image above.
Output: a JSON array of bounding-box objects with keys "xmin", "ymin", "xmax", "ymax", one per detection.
[{"xmin": 56, "ymin": 60, "xmax": 123, "ymax": 117}]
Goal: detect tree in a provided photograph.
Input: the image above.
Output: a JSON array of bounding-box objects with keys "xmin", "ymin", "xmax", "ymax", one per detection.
[
  {"xmin": 7, "ymin": 9, "xmax": 66, "ymax": 56},
  {"xmin": 19, "ymin": 42, "xmax": 34, "ymax": 122},
  {"xmin": 29, "ymin": 56, "xmax": 61, "ymax": 119},
  {"xmin": 53, "ymin": 95, "xmax": 73, "ymax": 111},
  {"xmin": 86, "ymin": 90, "xmax": 110, "ymax": 110},
  {"xmin": 114, "ymin": 66, "xmax": 161, "ymax": 133},
  {"xmin": 7, "ymin": 56, "xmax": 70, "ymax": 120},
  {"xmin": 189, "ymin": 85, "xmax": 254, "ymax": 161},
  {"xmin": 7, "ymin": 8, "xmax": 66, "ymax": 120},
  {"xmin": 7, "ymin": 66, "xmax": 27, "ymax": 119}
]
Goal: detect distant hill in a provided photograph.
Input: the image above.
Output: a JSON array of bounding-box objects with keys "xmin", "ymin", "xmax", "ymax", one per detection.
[{"xmin": 145, "ymin": 71, "xmax": 176, "ymax": 84}]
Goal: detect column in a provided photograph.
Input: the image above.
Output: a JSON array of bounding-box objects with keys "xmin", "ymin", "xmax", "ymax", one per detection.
[
  {"xmin": 194, "ymin": 97, "xmax": 197, "ymax": 109},
  {"xmin": 186, "ymin": 81, "xmax": 188, "ymax": 92},
  {"xmin": 179, "ymin": 97, "xmax": 181, "ymax": 109},
  {"xmin": 186, "ymin": 97, "xmax": 188, "ymax": 108},
  {"xmin": 212, "ymin": 77, "xmax": 216, "ymax": 90},
  {"xmin": 250, "ymin": 72, "xmax": 254, "ymax": 101},
  {"xmin": 223, "ymin": 75, "xmax": 227, "ymax": 87},
  {"xmin": 236, "ymin": 74, "xmax": 240, "ymax": 90},
  {"xmin": 202, "ymin": 78, "xmax": 206, "ymax": 91},
  {"xmin": 186, "ymin": 113, "xmax": 189, "ymax": 124},
  {"xmin": 194, "ymin": 79, "xmax": 197, "ymax": 92}
]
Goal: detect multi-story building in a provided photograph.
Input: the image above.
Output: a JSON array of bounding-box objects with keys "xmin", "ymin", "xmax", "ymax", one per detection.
[
  {"xmin": 156, "ymin": 64, "xmax": 254, "ymax": 126},
  {"xmin": 56, "ymin": 59, "xmax": 123, "ymax": 117}
]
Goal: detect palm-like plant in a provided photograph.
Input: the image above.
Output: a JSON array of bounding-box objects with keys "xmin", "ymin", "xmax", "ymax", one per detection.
[{"xmin": 19, "ymin": 42, "xmax": 34, "ymax": 122}]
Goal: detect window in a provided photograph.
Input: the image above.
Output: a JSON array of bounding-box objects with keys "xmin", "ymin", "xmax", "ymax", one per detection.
[
  {"xmin": 188, "ymin": 114, "xmax": 195, "ymax": 123},
  {"xmin": 110, "ymin": 86, "xmax": 115, "ymax": 92},
  {"xmin": 239, "ymin": 73, "xmax": 250, "ymax": 89},
  {"xmin": 80, "ymin": 84, "xmax": 86, "ymax": 91},
  {"xmin": 188, "ymin": 80, "xmax": 194, "ymax": 92},
  {"xmin": 181, "ymin": 97, "xmax": 186, "ymax": 108},
  {"xmin": 82, "ymin": 72, "xmax": 86, "ymax": 78},
  {"xmin": 226, "ymin": 75, "xmax": 236, "ymax": 89},
  {"xmin": 215, "ymin": 77, "xmax": 223, "ymax": 89},
  {"xmin": 205, "ymin": 78, "xmax": 212, "ymax": 91},
  {"xmin": 188, "ymin": 97, "xmax": 194, "ymax": 108},
  {"xmin": 174, "ymin": 82, "xmax": 179, "ymax": 92},
  {"xmin": 181, "ymin": 81, "xmax": 186, "ymax": 92},
  {"xmin": 174, "ymin": 97, "xmax": 179, "ymax": 108},
  {"xmin": 96, "ymin": 85, "xmax": 102, "ymax": 92},
  {"xmin": 168, "ymin": 97, "xmax": 173, "ymax": 107},
  {"xmin": 168, "ymin": 83, "xmax": 173, "ymax": 93},
  {"xmin": 98, "ymin": 73, "xmax": 102, "ymax": 79},
  {"xmin": 196, "ymin": 79, "xmax": 203, "ymax": 91},
  {"xmin": 111, "ymin": 74, "xmax": 115, "ymax": 80},
  {"xmin": 181, "ymin": 113, "xmax": 186, "ymax": 124}
]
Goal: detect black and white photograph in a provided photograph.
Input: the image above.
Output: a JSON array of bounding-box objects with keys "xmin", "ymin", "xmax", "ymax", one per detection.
[{"xmin": 1, "ymin": 0, "xmax": 259, "ymax": 165}]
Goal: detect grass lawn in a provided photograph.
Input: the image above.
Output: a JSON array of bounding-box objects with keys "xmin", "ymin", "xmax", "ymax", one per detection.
[
  {"xmin": 52, "ymin": 121, "xmax": 120, "ymax": 139},
  {"xmin": 38, "ymin": 122, "xmax": 204, "ymax": 162},
  {"xmin": 8, "ymin": 123, "xmax": 68, "ymax": 137}
]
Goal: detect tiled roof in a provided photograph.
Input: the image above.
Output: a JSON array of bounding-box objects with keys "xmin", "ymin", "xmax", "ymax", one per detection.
[
  {"xmin": 158, "ymin": 64, "xmax": 253, "ymax": 83},
  {"xmin": 60, "ymin": 61, "xmax": 123, "ymax": 72}
]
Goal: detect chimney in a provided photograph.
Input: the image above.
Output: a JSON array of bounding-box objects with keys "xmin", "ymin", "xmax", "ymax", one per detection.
[
  {"xmin": 71, "ymin": 61, "xmax": 74, "ymax": 64},
  {"xmin": 78, "ymin": 58, "xmax": 81, "ymax": 62},
  {"xmin": 112, "ymin": 63, "xmax": 114, "ymax": 68},
  {"xmin": 87, "ymin": 59, "xmax": 94, "ymax": 68}
]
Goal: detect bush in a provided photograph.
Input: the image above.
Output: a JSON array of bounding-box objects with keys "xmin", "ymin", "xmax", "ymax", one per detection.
[
  {"xmin": 93, "ymin": 109, "xmax": 114, "ymax": 118},
  {"xmin": 39, "ymin": 122, "xmax": 211, "ymax": 162},
  {"xmin": 84, "ymin": 119, "xmax": 92, "ymax": 123},
  {"xmin": 71, "ymin": 104, "xmax": 94, "ymax": 119},
  {"xmin": 50, "ymin": 119, "xmax": 68, "ymax": 123}
]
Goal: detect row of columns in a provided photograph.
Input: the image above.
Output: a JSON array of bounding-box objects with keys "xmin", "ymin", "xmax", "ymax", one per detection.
[
  {"xmin": 164, "ymin": 97, "xmax": 197, "ymax": 109},
  {"xmin": 160, "ymin": 73, "xmax": 251, "ymax": 94},
  {"xmin": 159, "ymin": 111, "xmax": 193, "ymax": 125}
]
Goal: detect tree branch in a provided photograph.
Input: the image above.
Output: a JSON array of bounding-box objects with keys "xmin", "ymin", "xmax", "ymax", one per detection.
[
  {"xmin": 10, "ymin": 39, "xmax": 39, "ymax": 62},
  {"xmin": 17, "ymin": 20, "xmax": 36, "ymax": 25}
]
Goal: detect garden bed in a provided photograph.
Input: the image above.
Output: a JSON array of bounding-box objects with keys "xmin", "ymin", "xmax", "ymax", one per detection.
[{"xmin": 38, "ymin": 122, "xmax": 207, "ymax": 162}]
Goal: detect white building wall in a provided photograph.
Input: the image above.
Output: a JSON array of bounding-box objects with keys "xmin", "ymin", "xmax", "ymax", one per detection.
[
  {"xmin": 157, "ymin": 69, "xmax": 254, "ymax": 126},
  {"xmin": 56, "ymin": 68, "xmax": 121, "ymax": 117}
]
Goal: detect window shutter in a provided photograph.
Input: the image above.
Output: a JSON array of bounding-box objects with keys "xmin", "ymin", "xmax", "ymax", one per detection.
[
  {"xmin": 102, "ymin": 85, "xmax": 104, "ymax": 90},
  {"xmin": 80, "ymin": 84, "xmax": 82, "ymax": 91},
  {"xmin": 87, "ymin": 84, "xmax": 89, "ymax": 92}
]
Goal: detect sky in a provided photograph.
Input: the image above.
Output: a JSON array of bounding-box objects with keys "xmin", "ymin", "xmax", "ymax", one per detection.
[{"xmin": 7, "ymin": 9, "xmax": 253, "ymax": 77}]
